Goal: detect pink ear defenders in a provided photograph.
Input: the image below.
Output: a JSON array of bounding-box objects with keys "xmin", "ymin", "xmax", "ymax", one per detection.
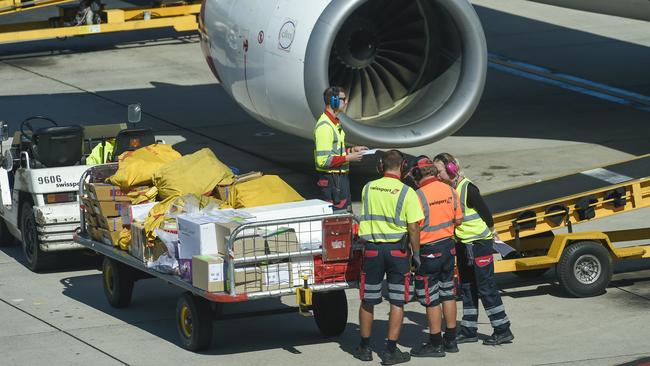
[{"xmin": 434, "ymin": 153, "xmax": 459, "ymax": 179}]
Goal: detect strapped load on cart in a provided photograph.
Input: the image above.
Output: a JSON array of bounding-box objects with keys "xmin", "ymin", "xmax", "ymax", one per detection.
[{"xmin": 74, "ymin": 145, "xmax": 363, "ymax": 351}]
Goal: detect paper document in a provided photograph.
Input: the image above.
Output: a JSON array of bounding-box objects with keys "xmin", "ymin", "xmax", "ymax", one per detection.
[
  {"xmin": 493, "ymin": 240, "xmax": 516, "ymax": 258},
  {"xmin": 361, "ymin": 149, "xmax": 378, "ymax": 155}
]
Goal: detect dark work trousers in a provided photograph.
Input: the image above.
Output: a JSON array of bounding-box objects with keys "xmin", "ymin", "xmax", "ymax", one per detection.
[
  {"xmin": 316, "ymin": 172, "xmax": 351, "ymax": 211},
  {"xmin": 456, "ymin": 239, "xmax": 510, "ymax": 336}
]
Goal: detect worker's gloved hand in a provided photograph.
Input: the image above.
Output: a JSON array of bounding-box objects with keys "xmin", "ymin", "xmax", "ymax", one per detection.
[{"xmin": 411, "ymin": 251, "xmax": 422, "ymax": 272}]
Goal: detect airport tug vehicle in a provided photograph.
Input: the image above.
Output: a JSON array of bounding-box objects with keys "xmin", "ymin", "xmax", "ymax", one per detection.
[{"xmin": 0, "ymin": 105, "xmax": 150, "ymax": 271}]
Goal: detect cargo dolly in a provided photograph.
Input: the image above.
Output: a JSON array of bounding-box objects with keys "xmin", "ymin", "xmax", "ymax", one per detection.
[
  {"xmin": 483, "ymin": 154, "xmax": 650, "ymax": 297},
  {"xmin": 73, "ymin": 164, "xmax": 361, "ymax": 351}
]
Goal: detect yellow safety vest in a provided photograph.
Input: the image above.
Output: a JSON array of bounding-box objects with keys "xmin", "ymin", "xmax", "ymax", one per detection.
[
  {"xmin": 86, "ymin": 139, "xmax": 115, "ymax": 165},
  {"xmin": 314, "ymin": 113, "xmax": 349, "ymax": 173},
  {"xmin": 359, "ymin": 176, "xmax": 424, "ymax": 243},
  {"xmin": 455, "ymin": 177, "xmax": 493, "ymax": 243}
]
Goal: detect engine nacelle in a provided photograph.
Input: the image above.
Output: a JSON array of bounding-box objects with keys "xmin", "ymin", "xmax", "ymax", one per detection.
[{"xmin": 199, "ymin": 0, "xmax": 487, "ymax": 147}]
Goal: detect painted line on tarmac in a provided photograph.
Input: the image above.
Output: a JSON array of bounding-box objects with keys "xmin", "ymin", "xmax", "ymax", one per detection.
[
  {"xmin": 0, "ymin": 297, "xmax": 130, "ymax": 365},
  {"xmin": 488, "ymin": 53, "xmax": 650, "ymax": 113}
]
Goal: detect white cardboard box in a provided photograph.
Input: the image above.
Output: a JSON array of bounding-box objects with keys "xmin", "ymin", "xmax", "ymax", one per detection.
[
  {"xmin": 122, "ymin": 202, "xmax": 158, "ymax": 224},
  {"xmin": 177, "ymin": 213, "xmax": 233, "ymax": 259},
  {"xmin": 238, "ymin": 200, "xmax": 332, "ymax": 249},
  {"xmin": 238, "ymin": 199, "xmax": 332, "ymax": 221}
]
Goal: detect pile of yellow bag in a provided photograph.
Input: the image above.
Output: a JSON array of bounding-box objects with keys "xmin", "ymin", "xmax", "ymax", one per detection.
[{"xmin": 106, "ymin": 144, "xmax": 304, "ymax": 246}]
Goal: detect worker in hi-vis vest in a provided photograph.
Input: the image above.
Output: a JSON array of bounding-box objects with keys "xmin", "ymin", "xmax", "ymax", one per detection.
[
  {"xmin": 355, "ymin": 149, "xmax": 424, "ymax": 365},
  {"xmin": 433, "ymin": 152, "xmax": 514, "ymax": 346},
  {"xmin": 314, "ymin": 86, "xmax": 367, "ymax": 211},
  {"xmin": 86, "ymin": 138, "xmax": 115, "ymax": 165},
  {"xmin": 405, "ymin": 156, "xmax": 463, "ymax": 358}
]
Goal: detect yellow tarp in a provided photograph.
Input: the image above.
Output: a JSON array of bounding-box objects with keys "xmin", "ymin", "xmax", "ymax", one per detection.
[
  {"xmin": 224, "ymin": 175, "xmax": 303, "ymax": 208},
  {"xmin": 153, "ymin": 148, "xmax": 235, "ymax": 200},
  {"xmin": 107, "ymin": 144, "xmax": 182, "ymax": 190}
]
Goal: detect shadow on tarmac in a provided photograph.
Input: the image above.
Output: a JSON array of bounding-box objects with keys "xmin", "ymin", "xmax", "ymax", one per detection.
[
  {"xmin": 495, "ymin": 258, "xmax": 650, "ymax": 301},
  {"xmin": 615, "ymin": 357, "xmax": 650, "ymax": 366},
  {"xmin": 57, "ymin": 272, "xmax": 432, "ymax": 356},
  {"xmin": 0, "ymin": 241, "xmax": 102, "ymax": 273}
]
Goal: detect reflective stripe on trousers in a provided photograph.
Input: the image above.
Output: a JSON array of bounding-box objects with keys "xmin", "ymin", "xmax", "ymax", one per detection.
[{"xmin": 457, "ymin": 240, "xmax": 510, "ymax": 335}]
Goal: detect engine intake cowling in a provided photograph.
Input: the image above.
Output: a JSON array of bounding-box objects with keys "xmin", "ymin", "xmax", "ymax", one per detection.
[{"xmin": 200, "ymin": 0, "xmax": 487, "ymax": 147}]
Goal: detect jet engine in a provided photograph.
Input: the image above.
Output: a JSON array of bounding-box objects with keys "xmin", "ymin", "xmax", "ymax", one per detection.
[{"xmin": 199, "ymin": 0, "xmax": 487, "ymax": 147}]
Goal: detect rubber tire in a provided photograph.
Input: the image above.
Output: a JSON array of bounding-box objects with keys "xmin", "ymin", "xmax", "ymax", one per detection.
[
  {"xmin": 20, "ymin": 202, "xmax": 54, "ymax": 271},
  {"xmin": 313, "ymin": 290, "xmax": 348, "ymax": 337},
  {"xmin": 557, "ymin": 241, "xmax": 612, "ymax": 298},
  {"xmin": 176, "ymin": 292, "xmax": 213, "ymax": 351},
  {"xmin": 514, "ymin": 267, "xmax": 550, "ymax": 279},
  {"xmin": 0, "ymin": 217, "xmax": 17, "ymax": 247},
  {"xmin": 102, "ymin": 257, "xmax": 134, "ymax": 308}
]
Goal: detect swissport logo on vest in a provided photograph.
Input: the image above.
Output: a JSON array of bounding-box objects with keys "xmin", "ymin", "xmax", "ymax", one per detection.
[
  {"xmin": 429, "ymin": 197, "xmax": 453, "ymax": 206},
  {"xmin": 370, "ymin": 187, "xmax": 400, "ymax": 195}
]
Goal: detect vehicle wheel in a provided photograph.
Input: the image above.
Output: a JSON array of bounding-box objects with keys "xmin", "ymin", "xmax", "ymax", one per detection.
[
  {"xmin": 176, "ymin": 292, "xmax": 213, "ymax": 351},
  {"xmin": 102, "ymin": 257, "xmax": 134, "ymax": 308},
  {"xmin": 514, "ymin": 267, "xmax": 550, "ymax": 279},
  {"xmin": 313, "ymin": 290, "xmax": 348, "ymax": 336},
  {"xmin": 557, "ymin": 241, "xmax": 612, "ymax": 298},
  {"xmin": 20, "ymin": 202, "xmax": 54, "ymax": 271},
  {"xmin": 0, "ymin": 217, "xmax": 17, "ymax": 247}
]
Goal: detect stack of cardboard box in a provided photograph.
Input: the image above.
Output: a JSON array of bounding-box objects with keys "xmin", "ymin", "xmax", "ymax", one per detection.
[{"xmin": 83, "ymin": 183, "xmax": 148, "ymax": 247}]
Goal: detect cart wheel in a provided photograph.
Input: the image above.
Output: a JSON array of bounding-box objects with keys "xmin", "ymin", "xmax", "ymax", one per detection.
[
  {"xmin": 557, "ymin": 241, "xmax": 612, "ymax": 298},
  {"xmin": 20, "ymin": 202, "xmax": 54, "ymax": 271},
  {"xmin": 313, "ymin": 290, "xmax": 348, "ymax": 336},
  {"xmin": 102, "ymin": 257, "xmax": 134, "ymax": 308},
  {"xmin": 514, "ymin": 267, "xmax": 550, "ymax": 279},
  {"xmin": 176, "ymin": 292, "xmax": 213, "ymax": 351}
]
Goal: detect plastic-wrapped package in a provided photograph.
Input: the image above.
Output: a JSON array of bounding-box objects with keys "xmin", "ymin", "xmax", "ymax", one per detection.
[
  {"xmin": 146, "ymin": 253, "xmax": 179, "ymax": 274},
  {"xmin": 155, "ymin": 227, "xmax": 178, "ymax": 259}
]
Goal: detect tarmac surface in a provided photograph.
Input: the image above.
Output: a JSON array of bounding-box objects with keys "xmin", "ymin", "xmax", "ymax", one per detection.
[{"xmin": 1, "ymin": 0, "xmax": 650, "ymax": 365}]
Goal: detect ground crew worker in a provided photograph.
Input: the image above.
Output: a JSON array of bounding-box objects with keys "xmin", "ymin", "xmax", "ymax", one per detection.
[
  {"xmin": 354, "ymin": 150, "xmax": 424, "ymax": 365},
  {"xmin": 432, "ymin": 152, "xmax": 514, "ymax": 346},
  {"xmin": 86, "ymin": 138, "xmax": 115, "ymax": 165},
  {"xmin": 406, "ymin": 156, "xmax": 463, "ymax": 358},
  {"xmin": 314, "ymin": 86, "xmax": 367, "ymax": 211}
]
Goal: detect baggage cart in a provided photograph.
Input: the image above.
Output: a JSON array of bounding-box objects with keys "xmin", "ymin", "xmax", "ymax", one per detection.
[{"xmin": 74, "ymin": 164, "xmax": 361, "ymax": 351}]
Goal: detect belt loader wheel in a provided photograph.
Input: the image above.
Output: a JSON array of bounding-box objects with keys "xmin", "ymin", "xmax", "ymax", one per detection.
[
  {"xmin": 557, "ymin": 241, "xmax": 612, "ymax": 298},
  {"xmin": 176, "ymin": 292, "xmax": 213, "ymax": 351},
  {"xmin": 313, "ymin": 290, "xmax": 348, "ymax": 336},
  {"xmin": 20, "ymin": 202, "xmax": 54, "ymax": 272},
  {"xmin": 102, "ymin": 257, "xmax": 134, "ymax": 308}
]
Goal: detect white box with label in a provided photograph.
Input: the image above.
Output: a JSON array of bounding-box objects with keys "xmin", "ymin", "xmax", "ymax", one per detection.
[
  {"xmin": 261, "ymin": 263, "xmax": 292, "ymax": 291},
  {"xmin": 122, "ymin": 202, "xmax": 158, "ymax": 224},
  {"xmin": 291, "ymin": 256, "xmax": 315, "ymax": 287}
]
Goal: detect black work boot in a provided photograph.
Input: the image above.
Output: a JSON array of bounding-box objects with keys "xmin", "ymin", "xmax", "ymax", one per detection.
[
  {"xmin": 410, "ymin": 342, "xmax": 445, "ymax": 357},
  {"xmin": 353, "ymin": 346, "xmax": 373, "ymax": 361},
  {"xmin": 380, "ymin": 347, "xmax": 411, "ymax": 365},
  {"xmin": 483, "ymin": 329, "xmax": 514, "ymax": 346},
  {"xmin": 456, "ymin": 333, "xmax": 479, "ymax": 344},
  {"xmin": 443, "ymin": 337, "xmax": 459, "ymax": 353}
]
